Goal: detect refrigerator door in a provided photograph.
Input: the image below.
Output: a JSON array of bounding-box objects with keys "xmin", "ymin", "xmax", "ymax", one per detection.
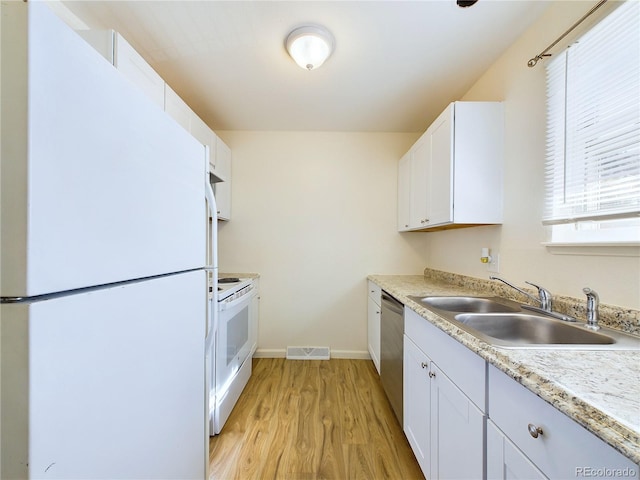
[
  {"xmin": 1, "ymin": 271, "xmax": 207, "ymax": 479},
  {"xmin": 1, "ymin": 2, "xmax": 206, "ymax": 298}
]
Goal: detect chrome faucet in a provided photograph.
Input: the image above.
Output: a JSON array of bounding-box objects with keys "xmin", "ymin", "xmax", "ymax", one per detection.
[
  {"xmin": 583, "ymin": 288, "xmax": 600, "ymax": 331},
  {"xmin": 489, "ymin": 276, "xmax": 552, "ymax": 312}
]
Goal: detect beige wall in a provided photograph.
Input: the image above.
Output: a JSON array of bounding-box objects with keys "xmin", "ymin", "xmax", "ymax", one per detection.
[
  {"xmin": 217, "ymin": 131, "xmax": 428, "ymax": 356},
  {"xmin": 428, "ymin": 1, "xmax": 640, "ymax": 310}
]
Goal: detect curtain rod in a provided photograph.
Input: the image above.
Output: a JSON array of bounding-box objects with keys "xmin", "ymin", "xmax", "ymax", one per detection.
[{"xmin": 527, "ymin": 0, "xmax": 608, "ymax": 67}]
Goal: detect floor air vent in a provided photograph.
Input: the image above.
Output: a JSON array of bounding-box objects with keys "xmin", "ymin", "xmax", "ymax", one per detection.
[{"xmin": 286, "ymin": 346, "xmax": 330, "ymax": 360}]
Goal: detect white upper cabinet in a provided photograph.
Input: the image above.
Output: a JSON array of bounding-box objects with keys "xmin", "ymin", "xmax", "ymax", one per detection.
[
  {"xmin": 77, "ymin": 30, "xmax": 165, "ymax": 111},
  {"xmin": 164, "ymin": 84, "xmax": 193, "ymax": 133},
  {"xmin": 166, "ymin": 90, "xmax": 232, "ymax": 221},
  {"xmin": 214, "ymin": 136, "xmax": 231, "ymax": 183},
  {"xmin": 409, "ymin": 134, "xmax": 430, "ymax": 228},
  {"xmin": 190, "ymin": 113, "xmax": 217, "ymax": 172},
  {"xmin": 81, "ymin": 27, "xmax": 234, "ymax": 221},
  {"xmin": 427, "ymin": 109, "xmax": 454, "ymax": 226},
  {"xmin": 397, "ymin": 152, "xmax": 412, "ymax": 231},
  {"xmin": 213, "ymin": 138, "xmax": 232, "ymax": 221},
  {"xmin": 398, "ymin": 101, "xmax": 504, "ymax": 232}
]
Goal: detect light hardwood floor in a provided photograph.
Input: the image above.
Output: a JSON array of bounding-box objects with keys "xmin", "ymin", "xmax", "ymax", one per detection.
[{"xmin": 209, "ymin": 358, "xmax": 425, "ymax": 480}]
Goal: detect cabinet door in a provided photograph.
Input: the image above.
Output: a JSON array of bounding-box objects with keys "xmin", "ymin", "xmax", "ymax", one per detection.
[
  {"xmin": 397, "ymin": 152, "xmax": 412, "ymax": 231},
  {"xmin": 430, "ymin": 363, "xmax": 484, "ymax": 480},
  {"xmin": 190, "ymin": 114, "xmax": 216, "ymax": 171},
  {"xmin": 164, "ymin": 84, "xmax": 192, "ymax": 132},
  {"xmin": 249, "ymin": 279, "xmax": 260, "ymax": 355},
  {"xmin": 489, "ymin": 365, "xmax": 638, "ymax": 479},
  {"xmin": 427, "ymin": 106, "xmax": 453, "ymax": 226},
  {"xmin": 410, "ymin": 135, "xmax": 430, "ymax": 228},
  {"xmin": 214, "ymin": 138, "xmax": 232, "ymax": 220},
  {"xmin": 403, "ymin": 336, "xmax": 431, "ymax": 478},
  {"xmin": 367, "ymin": 295, "xmax": 381, "ymax": 374},
  {"xmin": 114, "ymin": 33, "xmax": 165, "ymax": 110},
  {"xmin": 487, "ymin": 420, "xmax": 547, "ymax": 480}
]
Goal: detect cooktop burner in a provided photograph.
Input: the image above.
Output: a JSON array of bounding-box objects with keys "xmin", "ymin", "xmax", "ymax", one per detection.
[{"xmin": 219, "ymin": 277, "xmax": 241, "ymax": 284}]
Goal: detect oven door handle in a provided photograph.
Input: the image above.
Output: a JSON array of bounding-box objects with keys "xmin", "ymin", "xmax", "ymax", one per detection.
[{"xmin": 219, "ymin": 287, "xmax": 257, "ymax": 312}]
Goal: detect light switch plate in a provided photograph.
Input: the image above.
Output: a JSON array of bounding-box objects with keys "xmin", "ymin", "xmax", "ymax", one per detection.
[{"xmin": 487, "ymin": 253, "xmax": 500, "ymax": 273}]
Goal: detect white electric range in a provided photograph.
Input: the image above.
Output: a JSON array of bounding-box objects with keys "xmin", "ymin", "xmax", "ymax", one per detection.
[{"xmin": 210, "ymin": 276, "xmax": 257, "ymax": 435}]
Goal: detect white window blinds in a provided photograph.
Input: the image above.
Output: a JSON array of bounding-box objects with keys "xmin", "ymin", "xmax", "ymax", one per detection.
[{"xmin": 544, "ymin": 0, "xmax": 640, "ymax": 226}]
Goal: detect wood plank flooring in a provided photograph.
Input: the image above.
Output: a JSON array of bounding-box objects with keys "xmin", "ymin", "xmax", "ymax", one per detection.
[{"xmin": 209, "ymin": 358, "xmax": 425, "ymax": 480}]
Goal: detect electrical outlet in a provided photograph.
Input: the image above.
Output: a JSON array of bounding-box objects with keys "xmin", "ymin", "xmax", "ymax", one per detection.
[{"xmin": 487, "ymin": 253, "xmax": 500, "ymax": 273}]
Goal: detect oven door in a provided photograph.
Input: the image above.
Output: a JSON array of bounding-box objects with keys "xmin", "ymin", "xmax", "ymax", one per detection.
[{"xmin": 215, "ymin": 290, "xmax": 256, "ymax": 396}]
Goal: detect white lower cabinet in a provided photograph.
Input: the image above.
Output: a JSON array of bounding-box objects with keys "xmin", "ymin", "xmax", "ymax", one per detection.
[
  {"xmin": 487, "ymin": 420, "xmax": 547, "ymax": 480},
  {"xmin": 403, "ymin": 308, "xmax": 486, "ymax": 480},
  {"xmin": 249, "ymin": 278, "xmax": 260, "ymax": 355},
  {"xmin": 430, "ymin": 363, "xmax": 484, "ymax": 479},
  {"xmin": 488, "ymin": 365, "xmax": 638, "ymax": 480},
  {"xmin": 367, "ymin": 280, "xmax": 381, "ymax": 373},
  {"xmin": 404, "ymin": 336, "xmax": 431, "ymax": 473}
]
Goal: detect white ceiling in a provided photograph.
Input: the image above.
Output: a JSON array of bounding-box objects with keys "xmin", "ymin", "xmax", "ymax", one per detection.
[{"xmin": 63, "ymin": 0, "xmax": 552, "ymax": 133}]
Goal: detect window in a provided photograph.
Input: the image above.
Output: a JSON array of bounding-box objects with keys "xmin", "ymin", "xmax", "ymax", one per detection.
[{"xmin": 544, "ymin": 0, "xmax": 640, "ymax": 245}]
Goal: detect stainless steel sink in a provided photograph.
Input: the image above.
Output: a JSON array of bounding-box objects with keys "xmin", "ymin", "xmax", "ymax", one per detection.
[
  {"xmin": 408, "ymin": 295, "xmax": 640, "ymax": 350},
  {"xmin": 415, "ymin": 296, "xmax": 520, "ymax": 313},
  {"xmin": 455, "ymin": 313, "xmax": 616, "ymax": 346}
]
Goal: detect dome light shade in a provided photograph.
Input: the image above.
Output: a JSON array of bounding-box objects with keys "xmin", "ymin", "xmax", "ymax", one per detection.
[{"xmin": 286, "ymin": 25, "xmax": 334, "ymax": 70}]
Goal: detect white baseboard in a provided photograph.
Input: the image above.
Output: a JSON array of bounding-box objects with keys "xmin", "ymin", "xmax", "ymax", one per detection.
[
  {"xmin": 253, "ymin": 349, "xmax": 286, "ymax": 358},
  {"xmin": 254, "ymin": 348, "xmax": 371, "ymax": 360}
]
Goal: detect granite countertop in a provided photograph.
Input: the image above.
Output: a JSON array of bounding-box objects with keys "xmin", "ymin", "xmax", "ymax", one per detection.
[
  {"xmin": 219, "ymin": 272, "xmax": 260, "ymax": 280},
  {"xmin": 368, "ymin": 273, "xmax": 640, "ymax": 464}
]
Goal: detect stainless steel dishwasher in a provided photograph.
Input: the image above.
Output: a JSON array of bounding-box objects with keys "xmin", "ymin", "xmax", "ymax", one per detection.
[{"xmin": 380, "ymin": 291, "xmax": 404, "ymax": 425}]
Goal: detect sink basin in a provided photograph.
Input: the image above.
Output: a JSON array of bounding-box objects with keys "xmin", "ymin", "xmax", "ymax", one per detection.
[
  {"xmin": 455, "ymin": 313, "xmax": 615, "ymax": 346},
  {"xmin": 412, "ymin": 296, "xmax": 520, "ymax": 313},
  {"xmin": 408, "ymin": 295, "xmax": 640, "ymax": 350}
]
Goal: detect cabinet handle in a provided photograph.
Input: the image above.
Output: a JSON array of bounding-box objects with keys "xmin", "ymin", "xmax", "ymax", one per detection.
[
  {"xmin": 421, "ymin": 362, "xmax": 428, "ymax": 369},
  {"xmin": 527, "ymin": 423, "xmax": 543, "ymax": 439},
  {"xmin": 428, "ymin": 371, "xmax": 436, "ymax": 378}
]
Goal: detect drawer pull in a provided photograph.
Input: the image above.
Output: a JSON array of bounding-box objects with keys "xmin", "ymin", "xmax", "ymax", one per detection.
[
  {"xmin": 421, "ymin": 362, "xmax": 428, "ymax": 369},
  {"xmin": 528, "ymin": 423, "xmax": 543, "ymax": 438},
  {"xmin": 428, "ymin": 371, "xmax": 436, "ymax": 378}
]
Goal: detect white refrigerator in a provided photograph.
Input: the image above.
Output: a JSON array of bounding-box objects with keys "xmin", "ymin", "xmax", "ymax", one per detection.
[{"xmin": 1, "ymin": 2, "xmax": 216, "ymax": 479}]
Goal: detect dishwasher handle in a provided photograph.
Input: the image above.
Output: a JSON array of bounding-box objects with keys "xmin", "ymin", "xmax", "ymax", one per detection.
[{"xmin": 381, "ymin": 291, "xmax": 403, "ymax": 315}]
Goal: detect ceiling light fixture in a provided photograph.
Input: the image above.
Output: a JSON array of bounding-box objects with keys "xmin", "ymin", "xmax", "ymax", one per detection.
[{"xmin": 285, "ymin": 25, "xmax": 335, "ymax": 71}]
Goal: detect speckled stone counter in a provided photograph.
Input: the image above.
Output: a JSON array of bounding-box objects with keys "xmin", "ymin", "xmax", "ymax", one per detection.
[
  {"xmin": 219, "ymin": 272, "xmax": 260, "ymax": 280},
  {"xmin": 368, "ymin": 271, "xmax": 640, "ymax": 464}
]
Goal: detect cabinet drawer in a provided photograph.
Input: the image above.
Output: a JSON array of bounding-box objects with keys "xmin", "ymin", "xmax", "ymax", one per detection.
[
  {"xmin": 367, "ymin": 281, "xmax": 381, "ymax": 305},
  {"xmin": 405, "ymin": 308, "xmax": 486, "ymax": 412},
  {"xmin": 488, "ymin": 365, "xmax": 638, "ymax": 479}
]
